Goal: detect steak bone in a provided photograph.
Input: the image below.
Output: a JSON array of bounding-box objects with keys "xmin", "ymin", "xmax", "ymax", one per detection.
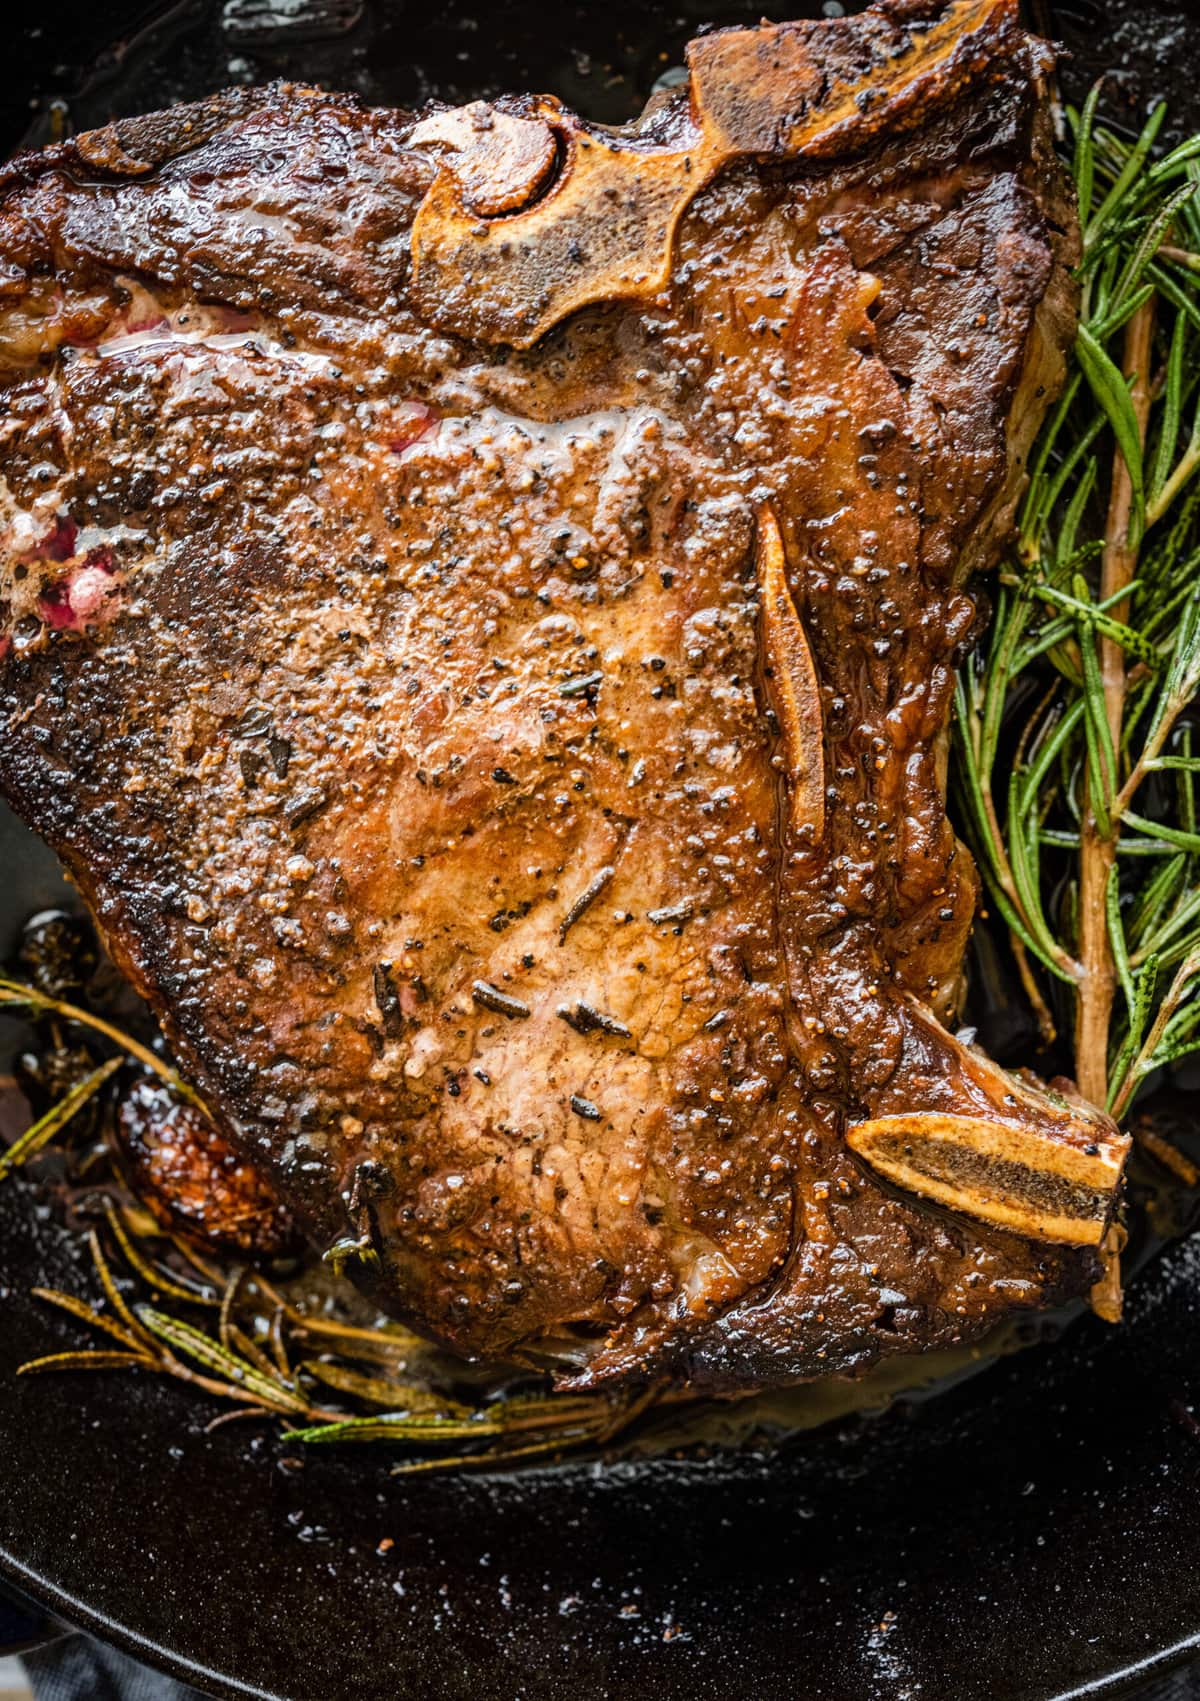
[
  {"xmin": 408, "ymin": 0, "xmax": 1032, "ymax": 345},
  {"xmin": 847, "ymin": 1005, "xmax": 1127, "ymax": 1245}
]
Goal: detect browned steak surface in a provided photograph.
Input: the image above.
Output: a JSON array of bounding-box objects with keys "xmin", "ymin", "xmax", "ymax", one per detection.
[{"xmin": 0, "ymin": 0, "xmax": 1115, "ymax": 1390}]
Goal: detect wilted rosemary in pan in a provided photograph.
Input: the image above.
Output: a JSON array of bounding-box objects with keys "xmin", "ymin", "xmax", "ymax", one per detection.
[
  {"xmin": 19, "ymin": 1219, "xmax": 637, "ymax": 1470},
  {"xmin": 954, "ymin": 94, "xmax": 1200, "ymax": 1309},
  {"xmin": 20, "ymin": 1221, "xmax": 634, "ymax": 1472},
  {"xmin": 0, "ymin": 978, "xmax": 643, "ymax": 1468}
]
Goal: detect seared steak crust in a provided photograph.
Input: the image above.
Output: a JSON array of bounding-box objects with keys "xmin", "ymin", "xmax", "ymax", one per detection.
[{"xmin": 0, "ymin": 0, "xmax": 1101, "ymax": 1390}]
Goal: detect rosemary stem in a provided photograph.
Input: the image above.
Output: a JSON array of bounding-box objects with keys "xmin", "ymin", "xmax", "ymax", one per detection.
[
  {"xmin": 1110, "ymin": 948, "xmax": 1200, "ymax": 1121},
  {"xmin": 1112, "ymin": 685, "xmax": 1190, "ymax": 819},
  {"xmin": 1158, "ymin": 244, "xmax": 1200, "ymax": 273},
  {"xmin": 1147, "ymin": 436, "xmax": 1200, "ymax": 527},
  {"xmin": 1012, "ymin": 935, "xmax": 1059, "ymax": 1045},
  {"xmin": 0, "ymin": 981, "xmax": 202, "ymax": 1106},
  {"xmin": 1079, "ymin": 298, "xmax": 1155, "ymax": 1322},
  {"xmin": 1076, "ymin": 299, "xmax": 1156, "ymax": 1109}
]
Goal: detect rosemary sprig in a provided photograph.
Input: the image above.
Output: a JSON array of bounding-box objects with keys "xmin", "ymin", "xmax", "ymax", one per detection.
[
  {"xmin": 0, "ymin": 1057, "xmax": 121, "ymax": 1180},
  {"xmin": 18, "ymin": 1349, "xmax": 155, "ymax": 1376},
  {"xmin": 0, "ymin": 1006, "xmax": 640, "ymax": 1459},
  {"xmin": 0, "ymin": 978, "xmax": 201, "ymax": 1104},
  {"xmin": 301, "ymin": 1358, "xmax": 473, "ymax": 1415},
  {"xmin": 15, "ymin": 1208, "xmax": 643, "ymax": 1459},
  {"xmin": 18, "ymin": 1221, "xmax": 631, "ymax": 1457},
  {"xmin": 135, "ymin": 1306, "xmax": 312, "ymax": 1415},
  {"xmin": 102, "ymin": 1197, "xmax": 220, "ymax": 1308},
  {"xmin": 954, "ymin": 95, "xmax": 1200, "ymax": 1311}
]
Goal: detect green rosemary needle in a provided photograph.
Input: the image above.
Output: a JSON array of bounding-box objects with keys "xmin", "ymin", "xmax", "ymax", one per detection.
[{"xmin": 953, "ymin": 93, "xmax": 1200, "ymax": 1183}]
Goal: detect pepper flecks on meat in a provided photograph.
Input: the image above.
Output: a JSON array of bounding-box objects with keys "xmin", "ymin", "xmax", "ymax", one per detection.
[
  {"xmin": 557, "ymin": 1003, "xmax": 634, "ymax": 1040},
  {"xmin": 558, "ymin": 864, "xmax": 616, "ymax": 943},
  {"xmin": 471, "ymin": 982, "xmax": 532, "ymax": 1021},
  {"xmin": 646, "ymin": 901, "xmax": 695, "ymax": 928},
  {"xmin": 0, "ymin": 0, "xmax": 1116, "ymax": 1393},
  {"xmin": 372, "ymin": 962, "xmax": 404, "ymax": 1038}
]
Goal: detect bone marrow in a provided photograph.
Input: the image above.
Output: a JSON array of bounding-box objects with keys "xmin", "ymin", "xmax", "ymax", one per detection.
[{"xmin": 846, "ymin": 1114, "xmax": 1126, "ymax": 1246}]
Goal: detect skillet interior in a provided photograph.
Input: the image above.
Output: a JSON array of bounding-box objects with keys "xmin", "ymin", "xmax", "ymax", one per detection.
[{"xmin": 5, "ymin": 3, "xmax": 1200, "ymax": 1696}]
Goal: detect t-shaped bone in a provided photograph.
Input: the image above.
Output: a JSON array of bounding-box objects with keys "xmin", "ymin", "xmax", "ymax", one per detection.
[{"xmin": 407, "ymin": 0, "xmax": 1029, "ymax": 346}]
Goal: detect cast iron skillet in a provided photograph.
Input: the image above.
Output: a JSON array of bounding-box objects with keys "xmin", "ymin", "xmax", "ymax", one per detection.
[{"xmin": 6, "ymin": 4, "xmax": 1200, "ymax": 1696}]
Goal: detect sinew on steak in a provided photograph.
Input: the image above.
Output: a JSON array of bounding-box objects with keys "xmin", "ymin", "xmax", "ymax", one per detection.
[{"xmin": 0, "ymin": 0, "xmax": 1129, "ymax": 1391}]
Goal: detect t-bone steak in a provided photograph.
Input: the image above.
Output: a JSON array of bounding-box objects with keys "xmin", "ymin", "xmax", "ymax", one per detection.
[{"xmin": 0, "ymin": 0, "xmax": 1127, "ymax": 1391}]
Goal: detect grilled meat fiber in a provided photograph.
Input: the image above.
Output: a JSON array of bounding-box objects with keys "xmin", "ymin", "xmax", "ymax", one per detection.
[{"xmin": 0, "ymin": 0, "xmax": 1127, "ymax": 1392}]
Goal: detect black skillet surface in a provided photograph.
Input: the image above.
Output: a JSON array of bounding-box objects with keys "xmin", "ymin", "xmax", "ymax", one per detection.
[{"xmin": 6, "ymin": 3, "xmax": 1200, "ymax": 1697}]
